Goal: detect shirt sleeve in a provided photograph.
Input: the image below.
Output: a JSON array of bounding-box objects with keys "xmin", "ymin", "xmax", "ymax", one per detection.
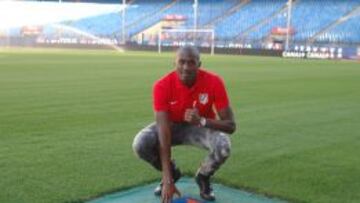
[
  {"xmin": 213, "ymin": 76, "xmax": 230, "ymax": 111},
  {"xmin": 153, "ymin": 81, "xmax": 169, "ymax": 112}
]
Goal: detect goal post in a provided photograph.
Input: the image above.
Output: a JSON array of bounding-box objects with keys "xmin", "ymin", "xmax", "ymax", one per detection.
[{"xmin": 158, "ymin": 28, "xmax": 215, "ymax": 55}]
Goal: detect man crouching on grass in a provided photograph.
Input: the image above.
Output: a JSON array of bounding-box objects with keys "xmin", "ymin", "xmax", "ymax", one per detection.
[{"xmin": 132, "ymin": 46, "xmax": 236, "ymax": 203}]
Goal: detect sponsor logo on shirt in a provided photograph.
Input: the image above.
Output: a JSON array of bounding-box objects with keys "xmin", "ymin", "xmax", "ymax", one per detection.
[{"xmin": 199, "ymin": 93, "xmax": 208, "ymax": 105}]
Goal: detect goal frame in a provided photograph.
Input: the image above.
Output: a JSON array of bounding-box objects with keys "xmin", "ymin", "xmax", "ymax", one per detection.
[{"xmin": 158, "ymin": 28, "xmax": 215, "ymax": 55}]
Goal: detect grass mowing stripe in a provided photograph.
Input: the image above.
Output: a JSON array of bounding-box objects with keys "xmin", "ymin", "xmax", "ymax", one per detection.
[{"xmin": 0, "ymin": 49, "xmax": 359, "ymax": 203}]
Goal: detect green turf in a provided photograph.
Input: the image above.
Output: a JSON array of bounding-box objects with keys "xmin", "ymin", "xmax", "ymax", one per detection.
[{"xmin": 0, "ymin": 48, "xmax": 359, "ymax": 203}]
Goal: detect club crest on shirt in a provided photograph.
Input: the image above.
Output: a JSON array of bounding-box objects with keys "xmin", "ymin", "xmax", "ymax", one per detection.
[{"xmin": 199, "ymin": 93, "xmax": 208, "ymax": 105}]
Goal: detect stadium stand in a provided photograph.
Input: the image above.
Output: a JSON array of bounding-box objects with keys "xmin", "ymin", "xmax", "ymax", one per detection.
[
  {"xmin": 50, "ymin": 0, "xmax": 240, "ymax": 39},
  {"xmin": 314, "ymin": 10, "xmax": 360, "ymax": 43},
  {"xmin": 290, "ymin": 0, "xmax": 360, "ymax": 42},
  {"xmin": 214, "ymin": 0, "xmax": 287, "ymax": 39},
  {"xmin": 5, "ymin": 0, "xmax": 360, "ymax": 46},
  {"xmin": 127, "ymin": 0, "xmax": 238, "ymax": 36}
]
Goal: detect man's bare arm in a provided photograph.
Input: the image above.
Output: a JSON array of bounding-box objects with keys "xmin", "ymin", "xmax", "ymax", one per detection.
[
  {"xmin": 156, "ymin": 111, "xmax": 172, "ymax": 183},
  {"xmin": 206, "ymin": 107, "xmax": 236, "ymax": 134},
  {"xmin": 184, "ymin": 106, "xmax": 236, "ymax": 134},
  {"xmin": 156, "ymin": 111, "xmax": 181, "ymax": 203}
]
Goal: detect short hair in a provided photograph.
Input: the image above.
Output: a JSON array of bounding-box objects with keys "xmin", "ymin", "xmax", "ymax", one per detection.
[{"xmin": 176, "ymin": 46, "xmax": 200, "ymax": 60}]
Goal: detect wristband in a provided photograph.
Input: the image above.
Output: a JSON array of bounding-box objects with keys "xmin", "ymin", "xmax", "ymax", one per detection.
[
  {"xmin": 199, "ymin": 117, "xmax": 207, "ymax": 127},
  {"xmin": 165, "ymin": 179, "xmax": 173, "ymax": 185}
]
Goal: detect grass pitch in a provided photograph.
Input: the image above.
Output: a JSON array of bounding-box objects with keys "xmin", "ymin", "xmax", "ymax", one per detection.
[{"xmin": 0, "ymin": 49, "xmax": 359, "ymax": 203}]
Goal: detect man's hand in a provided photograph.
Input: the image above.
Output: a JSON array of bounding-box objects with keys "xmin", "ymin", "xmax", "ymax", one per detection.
[
  {"xmin": 184, "ymin": 108, "xmax": 201, "ymax": 125},
  {"xmin": 161, "ymin": 181, "xmax": 181, "ymax": 203}
]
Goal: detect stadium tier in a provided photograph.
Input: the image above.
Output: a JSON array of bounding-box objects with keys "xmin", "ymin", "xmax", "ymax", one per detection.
[
  {"xmin": 290, "ymin": 0, "xmax": 360, "ymax": 42},
  {"xmin": 57, "ymin": 0, "xmax": 239, "ymax": 38},
  {"xmin": 56, "ymin": 0, "xmax": 360, "ymax": 44},
  {"xmin": 2, "ymin": 0, "xmax": 360, "ymax": 47},
  {"xmin": 214, "ymin": 0, "xmax": 288, "ymax": 39},
  {"xmin": 244, "ymin": 0, "xmax": 360, "ymax": 43},
  {"xmin": 315, "ymin": 12, "xmax": 360, "ymax": 43}
]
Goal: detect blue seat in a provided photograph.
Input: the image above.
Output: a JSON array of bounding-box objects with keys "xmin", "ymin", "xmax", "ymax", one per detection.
[{"xmin": 31, "ymin": 0, "xmax": 360, "ymax": 44}]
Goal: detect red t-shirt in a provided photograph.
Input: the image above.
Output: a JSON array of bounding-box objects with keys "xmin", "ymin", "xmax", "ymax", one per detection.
[{"xmin": 153, "ymin": 69, "xmax": 229, "ymax": 122}]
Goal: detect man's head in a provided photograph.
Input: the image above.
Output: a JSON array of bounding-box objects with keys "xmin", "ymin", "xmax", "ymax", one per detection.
[{"xmin": 175, "ymin": 46, "xmax": 201, "ymax": 87}]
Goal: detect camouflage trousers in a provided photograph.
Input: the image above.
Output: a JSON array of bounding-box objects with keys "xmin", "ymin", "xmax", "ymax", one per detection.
[{"xmin": 132, "ymin": 122, "xmax": 231, "ymax": 176}]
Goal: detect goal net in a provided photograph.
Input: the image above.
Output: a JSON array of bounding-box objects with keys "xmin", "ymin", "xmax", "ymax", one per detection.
[{"xmin": 158, "ymin": 29, "xmax": 215, "ymax": 55}]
